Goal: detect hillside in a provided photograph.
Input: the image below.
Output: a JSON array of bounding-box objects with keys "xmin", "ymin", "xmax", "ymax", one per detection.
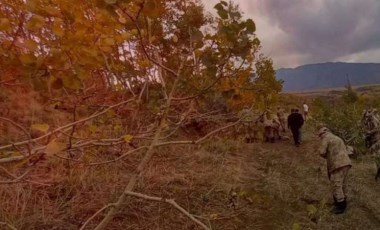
[{"xmin": 277, "ymin": 62, "xmax": 380, "ymax": 92}]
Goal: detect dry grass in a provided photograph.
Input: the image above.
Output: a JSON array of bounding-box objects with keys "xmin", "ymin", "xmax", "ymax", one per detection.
[{"xmin": 2, "ymin": 124, "xmax": 380, "ymax": 229}]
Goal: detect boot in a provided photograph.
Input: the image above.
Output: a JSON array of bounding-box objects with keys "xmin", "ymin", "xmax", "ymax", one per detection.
[
  {"xmin": 334, "ymin": 199, "xmax": 347, "ymax": 214},
  {"xmin": 376, "ymin": 167, "xmax": 380, "ymax": 180}
]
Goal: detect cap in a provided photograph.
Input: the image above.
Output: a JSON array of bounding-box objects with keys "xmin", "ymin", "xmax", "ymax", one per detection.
[{"xmin": 318, "ymin": 127, "xmax": 329, "ymax": 136}]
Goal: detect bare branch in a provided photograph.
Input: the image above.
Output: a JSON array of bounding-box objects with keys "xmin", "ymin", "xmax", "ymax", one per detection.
[
  {"xmin": 0, "ymin": 166, "xmax": 31, "ymax": 184},
  {"xmin": 0, "ymin": 99, "xmax": 134, "ymax": 151},
  {"xmin": 0, "ymin": 222, "xmax": 17, "ymax": 230},
  {"xmin": 79, "ymin": 203, "xmax": 116, "ymax": 230},
  {"xmin": 125, "ymin": 191, "xmax": 210, "ymax": 230}
]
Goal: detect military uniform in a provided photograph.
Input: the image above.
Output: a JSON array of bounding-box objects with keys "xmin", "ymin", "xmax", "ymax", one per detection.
[
  {"xmin": 238, "ymin": 108, "xmax": 256, "ymax": 143},
  {"xmin": 277, "ymin": 108, "xmax": 286, "ymax": 132},
  {"xmin": 361, "ymin": 109, "xmax": 380, "ymax": 179},
  {"xmin": 319, "ymin": 128, "xmax": 352, "ymax": 214}
]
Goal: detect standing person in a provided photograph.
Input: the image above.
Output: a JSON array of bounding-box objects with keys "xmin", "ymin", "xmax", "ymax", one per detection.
[
  {"xmin": 277, "ymin": 107, "xmax": 286, "ymax": 132},
  {"xmin": 318, "ymin": 127, "xmax": 352, "ymax": 214},
  {"xmin": 287, "ymin": 108, "xmax": 304, "ymax": 147},
  {"xmin": 303, "ymin": 102, "xmax": 309, "ymax": 121}
]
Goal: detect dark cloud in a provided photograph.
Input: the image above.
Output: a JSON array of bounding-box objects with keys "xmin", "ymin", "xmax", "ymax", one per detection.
[{"xmin": 257, "ymin": 0, "xmax": 380, "ymax": 66}]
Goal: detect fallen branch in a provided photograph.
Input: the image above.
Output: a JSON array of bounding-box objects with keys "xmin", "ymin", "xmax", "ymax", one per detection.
[
  {"xmin": 79, "ymin": 203, "xmax": 116, "ymax": 230},
  {"xmin": 125, "ymin": 191, "xmax": 210, "ymax": 230}
]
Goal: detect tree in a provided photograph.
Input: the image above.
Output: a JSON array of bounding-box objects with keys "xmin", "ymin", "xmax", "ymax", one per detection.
[{"xmin": 0, "ymin": 0, "xmax": 282, "ymax": 228}]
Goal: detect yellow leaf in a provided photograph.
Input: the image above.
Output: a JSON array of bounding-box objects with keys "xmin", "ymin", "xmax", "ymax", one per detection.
[
  {"xmin": 31, "ymin": 123, "xmax": 50, "ymax": 133},
  {"xmin": 104, "ymin": 0, "xmax": 117, "ymax": 4},
  {"xmin": 44, "ymin": 6, "xmax": 61, "ymax": 17},
  {"xmin": 104, "ymin": 38, "xmax": 115, "ymax": 46},
  {"xmin": 0, "ymin": 18, "xmax": 11, "ymax": 32},
  {"xmin": 88, "ymin": 125, "xmax": 98, "ymax": 133},
  {"xmin": 63, "ymin": 76, "xmax": 82, "ymax": 90},
  {"xmin": 306, "ymin": 204, "xmax": 317, "ymax": 215},
  {"xmin": 292, "ymin": 223, "xmax": 301, "ymax": 230},
  {"xmin": 26, "ymin": 15, "xmax": 45, "ymax": 31},
  {"xmin": 121, "ymin": 32, "xmax": 131, "ymax": 40},
  {"xmin": 53, "ymin": 20, "xmax": 64, "ymax": 37},
  {"xmin": 131, "ymin": 29, "xmax": 138, "ymax": 36},
  {"xmin": 45, "ymin": 139, "xmax": 66, "ymax": 155},
  {"xmin": 209, "ymin": 214, "xmax": 218, "ymax": 220},
  {"xmin": 172, "ymin": 35, "xmax": 178, "ymax": 43},
  {"xmin": 118, "ymin": 16, "xmax": 127, "ymax": 24},
  {"xmin": 123, "ymin": 134, "xmax": 133, "ymax": 143},
  {"xmin": 19, "ymin": 54, "xmax": 35, "ymax": 64},
  {"xmin": 15, "ymin": 39, "xmax": 38, "ymax": 51}
]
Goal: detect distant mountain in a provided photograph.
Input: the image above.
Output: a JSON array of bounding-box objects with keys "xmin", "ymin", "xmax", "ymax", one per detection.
[{"xmin": 276, "ymin": 62, "xmax": 380, "ymax": 92}]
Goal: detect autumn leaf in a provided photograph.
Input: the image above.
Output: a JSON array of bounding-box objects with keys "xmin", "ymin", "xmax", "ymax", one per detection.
[
  {"xmin": 306, "ymin": 204, "xmax": 317, "ymax": 215},
  {"xmin": 31, "ymin": 123, "xmax": 50, "ymax": 133},
  {"xmin": 292, "ymin": 223, "xmax": 301, "ymax": 230},
  {"xmin": 26, "ymin": 15, "xmax": 45, "ymax": 31},
  {"xmin": 123, "ymin": 135, "xmax": 133, "ymax": 143},
  {"xmin": 45, "ymin": 139, "xmax": 66, "ymax": 155},
  {"xmin": 0, "ymin": 18, "xmax": 11, "ymax": 32},
  {"xmin": 15, "ymin": 39, "xmax": 38, "ymax": 51},
  {"xmin": 172, "ymin": 35, "xmax": 178, "ymax": 43},
  {"xmin": 19, "ymin": 54, "xmax": 36, "ymax": 65}
]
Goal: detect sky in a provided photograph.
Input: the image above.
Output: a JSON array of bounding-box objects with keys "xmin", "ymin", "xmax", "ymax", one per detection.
[{"xmin": 202, "ymin": 0, "xmax": 380, "ymax": 69}]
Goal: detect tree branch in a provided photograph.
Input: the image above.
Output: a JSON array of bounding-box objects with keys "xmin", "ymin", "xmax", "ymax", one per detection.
[
  {"xmin": 79, "ymin": 203, "xmax": 116, "ymax": 230},
  {"xmin": 125, "ymin": 191, "xmax": 210, "ymax": 230},
  {"xmin": 0, "ymin": 99, "xmax": 134, "ymax": 151}
]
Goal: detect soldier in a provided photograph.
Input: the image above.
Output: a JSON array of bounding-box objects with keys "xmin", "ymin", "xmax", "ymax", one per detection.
[
  {"xmin": 361, "ymin": 109, "xmax": 380, "ymax": 179},
  {"xmin": 238, "ymin": 106, "xmax": 255, "ymax": 143},
  {"xmin": 287, "ymin": 108, "xmax": 304, "ymax": 147},
  {"xmin": 277, "ymin": 106, "xmax": 286, "ymax": 132},
  {"xmin": 318, "ymin": 127, "xmax": 352, "ymax": 214}
]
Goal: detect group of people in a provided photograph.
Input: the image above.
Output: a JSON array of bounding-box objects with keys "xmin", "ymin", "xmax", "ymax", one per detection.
[{"xmin": 315, "ymin": 108, "xmax": 380, "ymax": 215}]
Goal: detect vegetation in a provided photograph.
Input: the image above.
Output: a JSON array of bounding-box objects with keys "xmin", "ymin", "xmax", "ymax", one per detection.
[{"xmin": 0, "ymin": 0, "xmax": 282, "ymax": 229}]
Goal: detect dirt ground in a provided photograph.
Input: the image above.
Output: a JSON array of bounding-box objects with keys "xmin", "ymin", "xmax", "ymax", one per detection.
[
  {"xmin": 137, "ymin": 125, "xmax": 380, "ymax": 230},
  {"xmin": 2, "ymin": 125, "xmax": 380, "ymax": 230}
]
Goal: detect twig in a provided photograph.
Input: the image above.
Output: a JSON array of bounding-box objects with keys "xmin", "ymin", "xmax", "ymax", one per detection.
[
  {"xmin": 0, "ymin": 99, "xmax": 134, "ymax": 151},
  {"xmin": 125, "ymin": 191, "xmax": 210, "ymax": 230},
  {"xmin": 79, "ymin": 203, "xmax": 116, "ymax": 230},
  {"xmin": 0, "ymin": 222, "xmax": 17, "ymax": 230},
  {"xmin": 0, "ymin": 166, "xmax": 31, "ymax": 184}
]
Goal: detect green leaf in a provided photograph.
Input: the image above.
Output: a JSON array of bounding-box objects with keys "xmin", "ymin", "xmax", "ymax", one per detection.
[
  {"xmin": 220, "ymin": 1, "xmax": 228, "ymax": 6},
  {"xmin": 306, "ymin": 204, "xmax": 317, "ymax": 215},
  {"xmin": 246, "ymin": 19, "xmax": 256, "ymax": 33},
  {"xmin": 123, "ymin": 134, "xmax": 133, "ymax": 143},
  {"xmin": 89, "ymin": 125, "xmax": 98, "ymax": 133},
  {"xmin": 31, "ymin": 123, "xmax": 50, "ymax": 133},
  {"xmin": 217, "ymin": 9, "xmax": 228, "ymax": 19},
  {"xmin": 292, "ymin": 223, "xmax": 301, "ymax": 230},
  {"xmin": 214, "ymin": 3, "xmax": 224, "ymax": 11}
]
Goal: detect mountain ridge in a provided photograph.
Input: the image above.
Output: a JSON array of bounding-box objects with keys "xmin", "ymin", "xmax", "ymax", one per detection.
[{"xmin": 276, "ymin": 62, "xmax": 380, "ymax": 92}]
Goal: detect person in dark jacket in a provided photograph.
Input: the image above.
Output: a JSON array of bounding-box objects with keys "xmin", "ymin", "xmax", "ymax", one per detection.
[{"xmin": 287, "ymin": 108, "xmax": 304, "ymax": 146}]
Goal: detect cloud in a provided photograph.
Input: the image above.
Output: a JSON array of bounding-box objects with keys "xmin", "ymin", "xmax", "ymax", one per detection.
[{"xmin": 202, "ymin": 0, "xmax": 380, "ymax": 68}]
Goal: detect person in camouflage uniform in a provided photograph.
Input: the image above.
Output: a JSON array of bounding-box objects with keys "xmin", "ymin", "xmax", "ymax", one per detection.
[
  {"xmin": 361, "ymin": 109, "xmax": 380, "ymax": 179},
  {"xmin": 318, "ymin": 127, "xmax": 352, "ymax": 214},
  {"xmin": 238, "ymin": 106, "xmax": 256, "ymax": 143},
  {"xmin": 277, "ymin": 107, "xmax": 286, "ymax": 132}
]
